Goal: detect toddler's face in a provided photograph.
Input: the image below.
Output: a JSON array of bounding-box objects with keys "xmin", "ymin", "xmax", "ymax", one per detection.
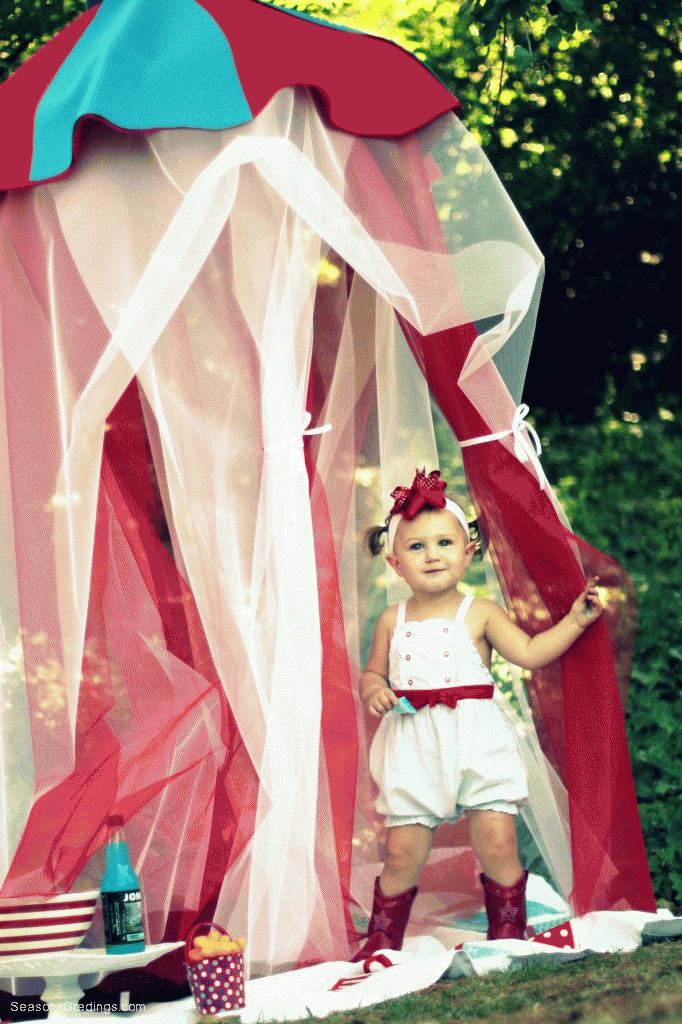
[{"xmin": 388, "ymin": 508, "xmax": 475, "ymax": 593}]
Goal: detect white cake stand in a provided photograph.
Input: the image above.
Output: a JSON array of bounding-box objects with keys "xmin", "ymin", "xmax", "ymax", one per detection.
[{"xmin": 0, "ymin": 942, "xmax": 183, "ymax": 1017}]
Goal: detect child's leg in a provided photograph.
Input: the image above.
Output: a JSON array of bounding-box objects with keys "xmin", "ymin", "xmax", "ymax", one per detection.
[
  {"xmin": 351, "ymin": 823, "xmax": 434, "ymax": 961},
  {"xmin": 465, "ymin": 809, "xmax": 523, "ymax": 885},
  {"xmin": 380, "ymin": 823, "xmax": 434, "ymax": 896},
  {"xmin": 466, "ymin": 808, "xmax": 528, "ymax": 940}
]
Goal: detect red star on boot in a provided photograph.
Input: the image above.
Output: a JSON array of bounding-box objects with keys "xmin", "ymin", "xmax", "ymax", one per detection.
[
  {"xmin": 480, "ymin": 871, "xmax": 528, "ymax": 940},
  {"xmin": 351, "ymin": 878, "xmax": 418, "ymax": 962}
]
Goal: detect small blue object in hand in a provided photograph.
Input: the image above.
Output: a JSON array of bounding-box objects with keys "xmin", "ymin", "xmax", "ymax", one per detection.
[{"xmin": 394, "ymin": 696, "xmax": 416, "ymax": 715}]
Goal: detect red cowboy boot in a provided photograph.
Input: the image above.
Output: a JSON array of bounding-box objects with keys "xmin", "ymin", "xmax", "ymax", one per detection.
[
  {"xmin": 351, "ymin": 877, "xmax": 418, "ymax": 962},
  {"xmin": 480, "ymin": 870, "xmax": 529, "ymax": 940}
]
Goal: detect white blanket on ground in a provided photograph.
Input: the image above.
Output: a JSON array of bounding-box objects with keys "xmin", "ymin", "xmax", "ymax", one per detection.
[
  {"xmin": 22, "ymin": 876, "xmax": 682, "ymax": 1022},
  {"xmin": 136, "ymin": 905, "xmax": 680, "ymax": 1023},
  {"xmin": 136, "ymin": 875, "xmax": 680, "ymax": 1023}
]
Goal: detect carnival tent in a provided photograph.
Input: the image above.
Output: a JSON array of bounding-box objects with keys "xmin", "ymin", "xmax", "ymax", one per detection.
[{"xmin": 0, "ymin": 0, "xmax": 654, "ymax": 1003}]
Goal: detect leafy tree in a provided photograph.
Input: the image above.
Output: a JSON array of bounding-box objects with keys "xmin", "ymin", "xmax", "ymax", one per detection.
[
  {"xmin": 0, "ymin": 0, "xmax": 85, "ymax": 82},
  {"xmin": 380, "ymin": 0, "xmax": 681, "ymax": 425}
]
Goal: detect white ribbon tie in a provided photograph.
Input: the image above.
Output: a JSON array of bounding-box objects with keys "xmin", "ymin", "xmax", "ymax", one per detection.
[
  {"xmin": 263, "ymin": 412, "xmax": 332, "ymax": 473},
  {"xmin": 459, "ymin": 404, "xmax": 549, "ymax": 492}
]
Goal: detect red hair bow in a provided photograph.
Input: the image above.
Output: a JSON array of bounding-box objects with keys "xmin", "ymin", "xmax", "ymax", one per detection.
[{"xmin": 389, "ymin": 469, "xmax": 447, "ymax": 520}]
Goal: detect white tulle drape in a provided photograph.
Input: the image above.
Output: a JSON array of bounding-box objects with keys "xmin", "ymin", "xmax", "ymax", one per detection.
[{"xmin": 0, "ymin": 86, "xmax": 564, "ymax": 972}]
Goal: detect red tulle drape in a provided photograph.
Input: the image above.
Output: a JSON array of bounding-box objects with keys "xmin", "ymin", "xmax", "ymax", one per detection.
[{"xmin": 397, "ymin": 316, "xmax": 654, "ymax": 915}]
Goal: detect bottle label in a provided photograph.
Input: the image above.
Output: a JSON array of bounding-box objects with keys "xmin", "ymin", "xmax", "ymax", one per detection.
[{"xmin": 102, "ymin": 889, "xmax": 145, "ymax": 945}]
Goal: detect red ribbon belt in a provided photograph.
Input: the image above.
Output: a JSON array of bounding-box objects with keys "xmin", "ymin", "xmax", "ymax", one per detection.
[{"xmin": 392, "ymin": 684, "xmax": 494, "ymax": 710}]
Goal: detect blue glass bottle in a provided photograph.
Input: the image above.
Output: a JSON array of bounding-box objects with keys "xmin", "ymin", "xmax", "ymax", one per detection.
[{"xmin": 101, "ymin": 815, "xmax": 146, "ymax": 954}]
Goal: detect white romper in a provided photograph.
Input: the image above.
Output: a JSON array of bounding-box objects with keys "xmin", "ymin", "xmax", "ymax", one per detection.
[{"xmin": 369, "ymin": 594, "xmax": 529, "ymax": 828}]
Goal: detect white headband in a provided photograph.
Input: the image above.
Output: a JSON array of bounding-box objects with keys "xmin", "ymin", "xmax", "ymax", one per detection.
[{"xmin": 386, "ymin": 499, "xmax": 471, "ymax": 554}]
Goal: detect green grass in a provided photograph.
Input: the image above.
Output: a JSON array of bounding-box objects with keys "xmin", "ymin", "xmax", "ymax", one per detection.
[{"xmin": 283, "ymin": 941, "xmax": 682, "ymax": 1024}]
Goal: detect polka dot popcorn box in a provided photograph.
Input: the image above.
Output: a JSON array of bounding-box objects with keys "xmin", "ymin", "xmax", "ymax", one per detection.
[{"xmin": 184, "ymin": 922, "xmax": 246, "ymax": 1015}]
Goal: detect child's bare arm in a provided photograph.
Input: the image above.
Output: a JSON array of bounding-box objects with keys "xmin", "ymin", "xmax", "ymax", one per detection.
[
  {"xmin": 484, "ymin": 577, "xmax": 602, "ymax": 670},
  {"xmin": 360, "ymin": 609, "xmax": 398, "ymax": 717}
]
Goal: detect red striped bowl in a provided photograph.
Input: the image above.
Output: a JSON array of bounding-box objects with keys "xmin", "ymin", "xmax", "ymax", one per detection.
[{"xmin": 0, "ymin": 890, "xmax": 99, "ymax": 956}]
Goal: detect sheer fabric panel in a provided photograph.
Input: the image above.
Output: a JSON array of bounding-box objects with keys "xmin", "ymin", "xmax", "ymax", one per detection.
[{"xmin": 1, "ymin": 87, "xmax": 645, "ymax": 980}]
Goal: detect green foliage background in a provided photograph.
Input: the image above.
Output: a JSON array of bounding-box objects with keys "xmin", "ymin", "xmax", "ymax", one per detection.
[
  {"xmin": 1, "ymin": 0, "xmax": 680, "ymax": 905},
  {"xmin": 541, "ymin": 409, "xmax": 682, "ymax": 906},
  {"xmin": 0, "ymin": 0, "xmax": 84, "ymax": 78}
]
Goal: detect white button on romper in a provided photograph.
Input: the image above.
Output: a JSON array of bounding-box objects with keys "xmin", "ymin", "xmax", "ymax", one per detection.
[{"xmin": 369, "ymin": 594, "xmax": 529, "ymax": 828}]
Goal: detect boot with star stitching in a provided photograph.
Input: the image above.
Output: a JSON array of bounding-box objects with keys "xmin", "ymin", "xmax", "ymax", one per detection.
[
  {"xmin": 351, "ymin": 877, "xmax": 418, "ymax": 962},
  {"xmin": 480, "ymin": 869, "xmax": 528, "ymax": 940}
]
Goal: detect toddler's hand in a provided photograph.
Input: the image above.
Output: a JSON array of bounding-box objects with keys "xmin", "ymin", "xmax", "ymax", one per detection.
[
  {"xmin": 365, "ymin": 686, "xmax": 398, "ymax": 718},
  {"xmin": 571, "ymin": 576, "xmax": 602, "ymax": 628}
]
